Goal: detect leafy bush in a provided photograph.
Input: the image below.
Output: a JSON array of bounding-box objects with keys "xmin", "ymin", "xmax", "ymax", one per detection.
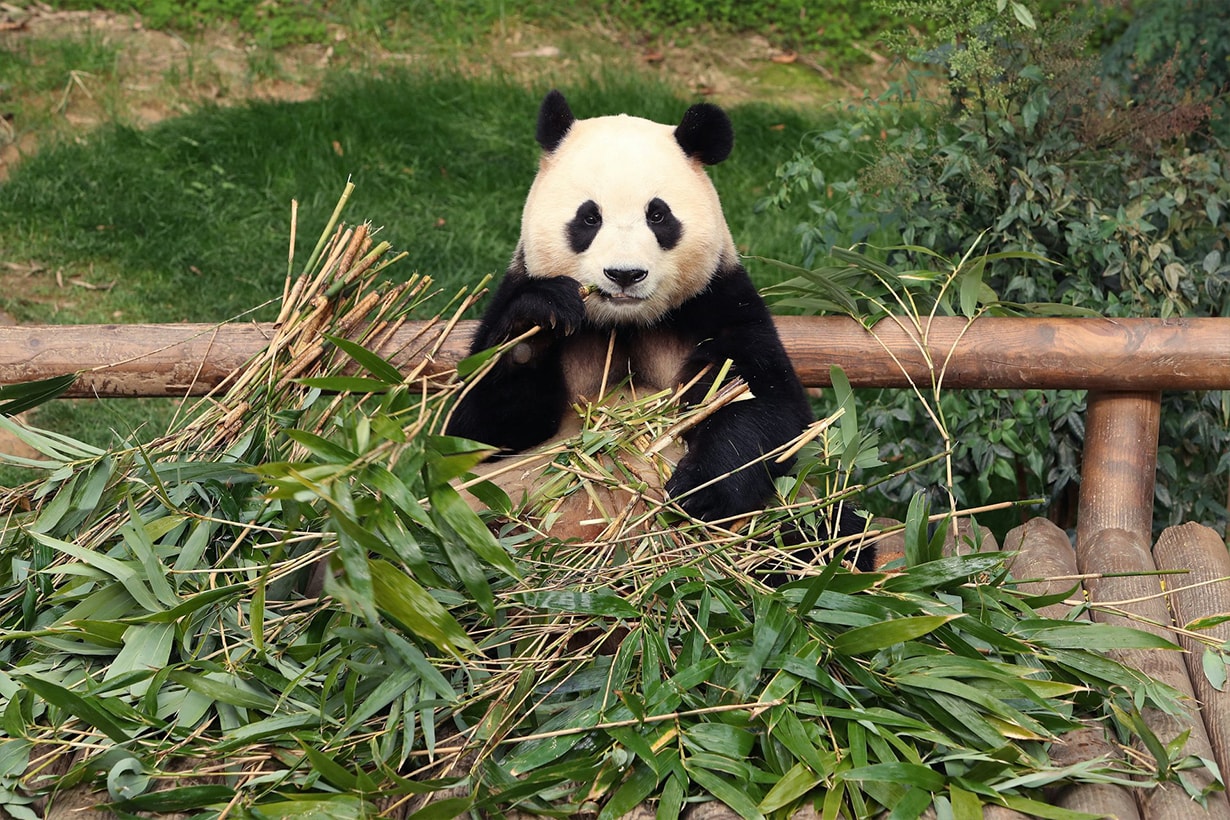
[
  {"xmin": 767, "ymin": 0, "xmax": 1230, "ymax": 534},
  {"xmin": 1100, "ymin": 0, "xmax": 1230, "ymax": 143}
]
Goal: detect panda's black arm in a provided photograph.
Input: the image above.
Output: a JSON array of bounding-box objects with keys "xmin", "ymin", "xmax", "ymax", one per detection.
[
  {"xmin": 445, "ymin": 266, "xmax": 585, "ymax": 452},
  {"xmin": 673, "ymin": 263, "xmax": 812, "ymax": 422},
  {"xmin": 665, "ymin": 264, "xmax": 814, "ymax": 519}
]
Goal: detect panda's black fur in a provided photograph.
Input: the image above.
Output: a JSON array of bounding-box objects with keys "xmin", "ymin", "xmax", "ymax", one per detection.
[{"xmin": 448, "ymin": 91, "xmax": 869, "ymax": 563}]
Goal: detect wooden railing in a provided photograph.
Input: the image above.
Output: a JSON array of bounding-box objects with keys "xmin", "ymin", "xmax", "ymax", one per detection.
[{"xmin": 3, "ymin": 315, "xmax": 1228, "ymax": 556}]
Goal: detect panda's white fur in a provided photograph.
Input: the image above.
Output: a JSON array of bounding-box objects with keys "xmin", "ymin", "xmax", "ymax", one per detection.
[
  {"xmin": 448, "ymin": 90, "xmax": 818, "ymax": 528},
  {"xmin": 519, "ymin": 113, "xmax": 737, "ymax": 329}
]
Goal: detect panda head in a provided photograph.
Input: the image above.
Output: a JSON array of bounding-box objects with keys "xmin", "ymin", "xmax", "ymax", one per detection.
[{"xmin": 518, "ymin": 90, "xmax": 739, "ymax": 326}]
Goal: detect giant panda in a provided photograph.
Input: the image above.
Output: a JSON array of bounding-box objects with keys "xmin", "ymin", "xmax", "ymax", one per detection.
[{"xmin": 447, "ymin": 90, "xmax": 865, "ymax": 554}]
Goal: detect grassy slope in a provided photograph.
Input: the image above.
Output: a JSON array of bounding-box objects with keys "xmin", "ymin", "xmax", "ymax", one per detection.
[{"xmin": 1, "ymin": 73, "xmax": 851, "ymax": 324}]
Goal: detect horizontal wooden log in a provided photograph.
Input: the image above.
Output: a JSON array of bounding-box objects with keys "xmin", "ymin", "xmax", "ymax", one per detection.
[{"xmin": 1, "ymin": 316, "xmax": 1228, "ymax": 398}]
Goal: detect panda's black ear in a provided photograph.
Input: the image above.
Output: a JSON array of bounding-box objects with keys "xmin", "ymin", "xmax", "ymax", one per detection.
[
  {"xmin": 675, "ymin": 103, "xmax": 734, "ymax": 165},
  {"xmin": 536, "ymin": 90, "xmax": 576, "ymax": 153}
]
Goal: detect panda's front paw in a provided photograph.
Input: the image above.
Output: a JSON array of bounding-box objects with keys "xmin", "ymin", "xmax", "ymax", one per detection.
[
  {"xmin": 666, "ymin": 461, "xmax": 772, "ymax": 522},
  {"xmin": 495, "ymin": 276, "xmax": 588, "ymax": 341}
]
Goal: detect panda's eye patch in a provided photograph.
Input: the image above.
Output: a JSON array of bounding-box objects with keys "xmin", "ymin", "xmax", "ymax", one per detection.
[
  {"xmin": 567, "ymin": 200, "xmax": 603, "ymax": 253},
  {"xmin": 646, "ymin": 197, "xmax": 682, "ymax": 250}
]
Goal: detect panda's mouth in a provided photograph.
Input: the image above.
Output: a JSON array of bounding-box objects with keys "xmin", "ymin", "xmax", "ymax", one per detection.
[{"xmin": 597, "ymin": 290, "xmax": 647, "ymax": 303}]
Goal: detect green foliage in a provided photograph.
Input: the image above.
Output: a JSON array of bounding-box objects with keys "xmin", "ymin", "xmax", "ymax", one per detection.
[
  {"xmin": 0, "ymin": 191, "xmax": 1219, "ymax": 818},
  {"xmin": 765, "ymin": 240, "xmax": 1090, "ymax": 531},
  {"xmin": 767, "ymin": 0, "xmax": 1230, "ymax": 534},
  {"xmin": 1101, "ymin": 0, "xmax": 1230, "ymax": 142}
]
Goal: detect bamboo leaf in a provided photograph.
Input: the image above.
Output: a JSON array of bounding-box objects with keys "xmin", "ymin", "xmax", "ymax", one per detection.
[
  {"xmin": 323, "ymin": 333, "xmax": 405, "ymax": 385},
  {"xmin": 29, "ymin": 531, "xmax": 164, "ymax": 613},
  {"xmin": 111, "ymin": 785, "xmax": 236, "ymax": 813},
  {"xmin": 15, "ymin": 673, "xmax": 134, "ymax": 743},
  {"xmin": 283, "ymin": 428, "xmax": 361, "ymax": 463},
  {"xmin": 369, "ymin": 558, "xmax": 479, "ymax": 655},
  {"xmin": 167, "ymin": 670, "xmax": 277, "ymax": 710},
  {"xmin": 107, "ymin": 756, "xmax": 149, "ymax": 801},
  {"xmin": 102, "ymin": 622, "xmax": 174, "ymax": 697},
  {"xmin": 506, "ymin": 705, "xmax": 602, "ymax": 776},
  {"xmin": 120, "ymin": 497, "xmax": 180, "ymax": 609},
  {"xmin": 429, "ymin": 482, "xmax": 520, "ymax": 579},
  {"xmin": 1202, "ymin": 648, "xmax": 1227, "ymax": 692},
  {"xmin": 301, "ymin": 744, "xmax": 358, "ymax": 791},
  {"xmin": 1186, "ymin": 613, "xmax": 1230, "ymax": 631},
  {"xmin": 0, "ymin": 373, "xmax": 79, "ymax": 416},
  {"xmin": 1016, "ymin": 621, "xmax": 1181, "ymax": 651},
  {"xmin": 833, "ymin": 615, "xmax": 960, "ymax": 656},
  {"xmin": 735, "ymin": 597, "xmax": 795, "ymax": 694},
  {"xmin": 829, "ymin": 365, "xmax": 858, "ymax": 458},
  {"xmin": 684, "ymin": 764, "xmax": 765, "ymax": 820},
  {"xmin": 599, "ymin": 762, "xmax": 660, "ymax": 820},
  {"xmin": 956, "ymin": 256, "xmax": 986, "ymax": 318},
  {"xmin": 839, "ymin": 761, "xmax": 946, "ymax": 791},
  {"xmin": 246, "ymin": 797, "xmax": 371, "ymax": 819},
  {"xmin": 407, "ymin": 796, "xmax": 475, "ymax": 819},
  {"xmin": 516, "ymin": 589, "xmax": 640, "ymax": 619},
  {"xmin": 760, "ymin": 762, "xmax": 821, "ymax": 813}
]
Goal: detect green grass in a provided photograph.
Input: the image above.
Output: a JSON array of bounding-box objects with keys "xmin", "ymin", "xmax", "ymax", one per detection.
[
  {"xmin": 0, "ymin": 68, "xmax": 862, "ymax": 453},
  {"xmin": 47, "ymin": 0, "xmax": 903, "ymax": 63},
  {"xmin": 0, "ymin": 71, "xmax": 854, "ymax": 323}
]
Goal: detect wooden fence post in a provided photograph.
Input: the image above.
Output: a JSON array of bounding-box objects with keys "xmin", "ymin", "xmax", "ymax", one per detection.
[{"xmin": 1074, "ymin": 390, "xmax": 1162, "ymax": 558}]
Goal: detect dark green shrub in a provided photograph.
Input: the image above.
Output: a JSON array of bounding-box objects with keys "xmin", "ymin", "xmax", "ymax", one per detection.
[
  {"xmin": 768, "ymin": 1, "xmax": 1230, "ymax": 535},
  {"xmin": 1101, "ymin": 0, "xmax": 1230, "ymax": 143}
]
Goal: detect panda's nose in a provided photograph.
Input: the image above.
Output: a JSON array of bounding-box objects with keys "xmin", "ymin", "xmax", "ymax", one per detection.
[{"xmin": 604, "ymin": 268, "xmax": 647, "ymax": 289}]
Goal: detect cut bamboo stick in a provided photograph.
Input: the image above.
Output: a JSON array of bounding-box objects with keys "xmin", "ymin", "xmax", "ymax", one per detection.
[{"xmin": 1002, "ymin": 518, "xmax": 1080, "ymax": 620}]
